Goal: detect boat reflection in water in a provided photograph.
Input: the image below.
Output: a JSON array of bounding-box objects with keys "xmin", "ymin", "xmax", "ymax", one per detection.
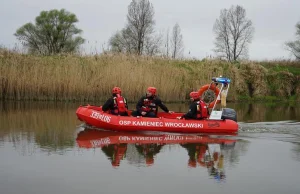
[{"xmin": 76, "ymin": 128, "xmax": 237, "ymax": 177}]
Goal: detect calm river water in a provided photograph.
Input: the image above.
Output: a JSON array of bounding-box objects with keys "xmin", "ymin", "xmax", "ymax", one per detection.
[{"xmin": 0, "ymin": 101, "xmax": 300, "ymax": 194}]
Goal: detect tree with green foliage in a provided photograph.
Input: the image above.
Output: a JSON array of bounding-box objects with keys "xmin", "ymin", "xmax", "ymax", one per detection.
[
  {"xmin": 285, "ymin": 22, "xmax": 300, "ymax": 60},
  {"xmin": 14, "ymin": 9, "xmax": 84, "ymax": 55}
]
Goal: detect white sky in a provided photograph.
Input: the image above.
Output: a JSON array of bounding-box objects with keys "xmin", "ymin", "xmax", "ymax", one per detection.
[{"xmin": 1, "ymin": 0, "xmax": 300, "ymax": 60}]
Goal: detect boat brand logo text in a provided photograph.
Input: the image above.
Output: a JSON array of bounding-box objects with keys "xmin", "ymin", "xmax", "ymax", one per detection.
[
  {"xmin": 208, "ymin": 122, "xmax": 220, "ymax": 128},
  {"xmin": 90, "ymin": 111, "xmax": 111, "ymax": 123},
  {"xmin": 119, "ymin": 120, "xmax": 203, "ymax": 128}
]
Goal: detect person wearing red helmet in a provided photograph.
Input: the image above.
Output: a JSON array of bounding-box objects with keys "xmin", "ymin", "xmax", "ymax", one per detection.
[
  {"xmin": 102, "ymin": 86, "xmax": 129, "ymax": 116},
  {"xmin": 131, "ymin": 87, "xmax": 173, "ymax": 117},
  {"xmin": 177, "ymin": 91, "xmax": 209, "ymax": 120}
]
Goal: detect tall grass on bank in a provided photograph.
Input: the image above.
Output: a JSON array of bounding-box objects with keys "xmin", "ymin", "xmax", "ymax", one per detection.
[
  {"xmin": 0, "ymin": 51, "xmax": 241, "ymax": 102},
  {"xmin": 258, "ymin": 60, "xmax": 300, "ymax": 76},
  {"xmin": 1, "ymin": 49, "xmax": 300, "ymax": 102}
]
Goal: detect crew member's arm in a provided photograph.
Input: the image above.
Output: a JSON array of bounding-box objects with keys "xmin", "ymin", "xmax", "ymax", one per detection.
[
  {"xmin": 181, "ymin": 103, "xmax": 197, "ymax": 119},
  {"xmin": 124, "ymin": 97, "xmax": 129, "ymax": 109},
  {"xmin": 136, "ymin": 97, "xmax": 144, "ymax": 113},
  {"xmin": 102, "ymin": 98, "xmax": 113, "ymax": 111},
  {"xmin": 155, "ymin": 97, "xmax": 170, "ymax": 113}
]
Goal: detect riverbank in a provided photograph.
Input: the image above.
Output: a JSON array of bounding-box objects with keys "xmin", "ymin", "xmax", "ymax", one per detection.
[{"xmin": 1, "ymin": 49, "xmax": 300, "ymax": 102}]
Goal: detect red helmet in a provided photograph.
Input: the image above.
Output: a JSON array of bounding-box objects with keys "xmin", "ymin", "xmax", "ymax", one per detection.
[
  {"xmin": 112, "ymin": 87, "xmax": 121, "ymax": 94},
  {"xmin": 147, "ymin": 87, "xmax": 157, "ymax": 95},
  {"xmin": 190, "ymin": 91, "xmax": 200, "ymax": 100}
]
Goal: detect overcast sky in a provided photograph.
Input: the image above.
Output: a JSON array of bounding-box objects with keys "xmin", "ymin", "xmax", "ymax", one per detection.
[{"xmin": 1, "ymin": 0, "xmax": 299, "ymax": 60}]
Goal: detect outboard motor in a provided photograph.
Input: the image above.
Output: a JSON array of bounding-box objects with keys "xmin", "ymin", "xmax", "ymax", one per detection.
[{"xmin": 221, "ymin": 108, "xmax": 237, "ymax": 122}]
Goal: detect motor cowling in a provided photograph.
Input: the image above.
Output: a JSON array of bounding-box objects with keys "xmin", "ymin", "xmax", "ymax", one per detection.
[{"xmin": 221, "ymin": 108, "xmax": 237, "ymax": 122}]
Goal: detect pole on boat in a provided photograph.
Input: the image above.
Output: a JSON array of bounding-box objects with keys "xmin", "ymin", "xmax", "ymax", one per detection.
[{"xmin": 208, "ymin": 76, "xmax": 231, "ymax": 120}]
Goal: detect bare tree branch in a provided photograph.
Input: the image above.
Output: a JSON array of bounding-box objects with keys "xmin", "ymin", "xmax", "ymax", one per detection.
[
  {"xmin": 165, "ymin": 28, "xmax": 170, "ymax": 57},
  {"xmin": 171, "ymin": 23, "xmax": 184, "ymax": 59},
  {"xmin": 126, "ymin": 0, "xmax": 155, "ymax": 55},
  {"xmin": 285, "ymin": 22, "xmax": 300, "ymax": 60},
  {"xmin": 213, "ymin": 5, "xmax": 254, "ymax": 62},
  {"xmin": 144, "ymin": 32, "xmax": 163, "ymax": 56},
  {"xmin": 109, "ymin": 0, "xmax": 158, "ymax": 55}
]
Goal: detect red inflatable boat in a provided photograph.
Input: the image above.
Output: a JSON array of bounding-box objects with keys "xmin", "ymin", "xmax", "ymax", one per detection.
[
  {"xmin": 76, "ymin": 77, "xmax": 238, "ymax": 134},
  {"xmin": 76, "ymin": 105, "xmax": 238, "ymax": 133}
]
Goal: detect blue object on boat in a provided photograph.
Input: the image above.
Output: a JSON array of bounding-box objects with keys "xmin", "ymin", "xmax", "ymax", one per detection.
[{"xmin": 212, "ymin": 77, "xmax": 231, "ymax": 84}]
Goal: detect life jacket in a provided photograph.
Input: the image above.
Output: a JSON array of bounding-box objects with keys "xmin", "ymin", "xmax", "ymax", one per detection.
[
  {"xmin": 141, "ymin": 97, "xmax": 157, "ymax": 113},
  {"xmin": 112, "ymin": 94, "xmax": 128, "ymax": 115},
  {"xmin": 196, "ymin": 100, "xmax": 209, "ymax": 119}
]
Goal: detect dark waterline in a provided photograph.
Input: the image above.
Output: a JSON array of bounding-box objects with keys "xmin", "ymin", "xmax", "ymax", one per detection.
[{"xmin": 1, "ymin": 101, "xmax": 300, "ymax": 194}]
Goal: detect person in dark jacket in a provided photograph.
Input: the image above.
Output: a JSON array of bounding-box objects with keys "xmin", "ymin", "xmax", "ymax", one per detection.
[
  {"xmin": 131, "ymin": 87, "xmax": 173, "ymax": 118},
  {"xmin": 102, "ymin": 87, "xmax": 129, "ymax": 116},
  {"xmin": 177, "ymin": 91, "xmax": 209, "ymax": 120}
]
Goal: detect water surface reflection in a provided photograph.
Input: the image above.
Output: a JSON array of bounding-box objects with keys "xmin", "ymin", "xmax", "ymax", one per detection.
[
  {"xmin": 76, "ymin": 128, "xmax": 250, "ymax": 181},
  {"xmin": 2, "ymin": 101, "xmax": 300, "ymax": 194}
]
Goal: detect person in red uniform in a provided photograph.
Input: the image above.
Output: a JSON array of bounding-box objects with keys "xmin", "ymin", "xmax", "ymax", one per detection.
[
  {"xmin": 177, "ymin": 91, "xmax": 209, "ymax": 120},
  {"xmin": 131, "ymin": 87, "xmax": 173, "ymax": 118},
  {"xmin": 102, "ymin": 86, "xmax": 129, "ymax": 116}
]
